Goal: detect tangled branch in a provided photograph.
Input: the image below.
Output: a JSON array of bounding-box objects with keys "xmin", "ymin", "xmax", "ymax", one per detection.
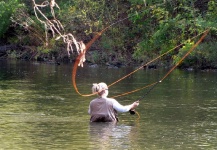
[{"xmin": 32, "ymin": 0, "xmax": 86, "ymax": 66}]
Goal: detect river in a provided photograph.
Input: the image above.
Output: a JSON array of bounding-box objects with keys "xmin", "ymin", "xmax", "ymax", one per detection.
[{"xmin": 0, "ymin": 59, "xmax": 217, "ymax": 149}]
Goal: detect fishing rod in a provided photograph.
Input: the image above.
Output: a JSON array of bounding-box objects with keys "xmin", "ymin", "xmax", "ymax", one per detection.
[{"xmin": 129, "ymin": 80, "xmax": 161, "ymax": 115}]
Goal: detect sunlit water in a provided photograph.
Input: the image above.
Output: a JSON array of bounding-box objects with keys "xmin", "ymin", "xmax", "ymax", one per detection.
[{"xmin": 0, "ymin": 59, "xmax": 217, "ymax": 150}]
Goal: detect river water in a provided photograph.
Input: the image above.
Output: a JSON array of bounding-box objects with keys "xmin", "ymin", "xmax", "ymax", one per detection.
[{"xmin": 0, "ymin": 59, "xmax": 217, "ymax": 150}]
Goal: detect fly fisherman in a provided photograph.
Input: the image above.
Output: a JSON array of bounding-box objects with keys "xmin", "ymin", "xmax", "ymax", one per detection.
[{"xmin": 88, "ymin": 82, "xmax": 139, "ymax": 122}]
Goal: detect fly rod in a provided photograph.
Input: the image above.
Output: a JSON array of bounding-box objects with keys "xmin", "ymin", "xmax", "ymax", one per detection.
[{"xmin": 129, "ymin": 80, "xmax": 161, "ymax": 115}]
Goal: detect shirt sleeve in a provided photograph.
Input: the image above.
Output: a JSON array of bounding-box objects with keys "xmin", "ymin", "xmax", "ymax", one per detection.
[
  {"xmin": 111, "ymin": 99, "xmax": 131, "ymax": 113},
  {"xmin": 88, "ymin": 101, "xmax": 92, "ymax": 114},
  {"xmin": 88, "ymin": 106, "xmax": 91, "ymax": 114}
]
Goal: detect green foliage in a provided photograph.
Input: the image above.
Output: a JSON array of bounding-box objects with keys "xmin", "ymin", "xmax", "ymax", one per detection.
[
  {"xmin": 172, "ymin": 40, "xmax": 217, "ymax": 69},
  {"xmin": 61, "ymin": 0, "xmax": 130, "ymax": 62},
  {"xmin": 1, "ymin": 0, "xmax": 217, "ymax": 68},
  {"xmin": 172, "ymin": 40, "xmax": 195, "ymax": 67},
  {"xmin": 7, "ymin": 50, "xmax": 18, "ymax": 59},
  {"xmin": 195, "ymin": 0, "xmax": 217, "ymax": 32},
  {"xmin": 38, "ymin": 46, "xmax": 51, "ymax": 54},
  {"xmin": 58, "ymin": 0, "xmax": 119, "ymax": 35},
  {"xmin": 207, "ymin": 0, "xmax": 217, "ymax": 22},
  {"xmin": 192, "ymin": 42, "xmax": 217, "ymax": 68},
  {"xmin": 0, "ymin": 0, "xmax": 24, "ymax": 38},
  {"xmin": 130, "ymin": 0, "xmax": 214, "ymax": 66},
  {"xmin": 90, "ymin": 51, "xmax": 101, "ymax": 63}
]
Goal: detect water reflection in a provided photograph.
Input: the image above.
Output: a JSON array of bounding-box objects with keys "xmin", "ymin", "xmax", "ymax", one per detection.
[{"xmin": 88, "ymin": 122, "xmax": 138, "ymax": 149}]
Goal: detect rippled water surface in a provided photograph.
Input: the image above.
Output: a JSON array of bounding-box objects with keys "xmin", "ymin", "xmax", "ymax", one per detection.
[{"xmin": 0, "ymin": 59, "xmax": 217, "ymax": 150}]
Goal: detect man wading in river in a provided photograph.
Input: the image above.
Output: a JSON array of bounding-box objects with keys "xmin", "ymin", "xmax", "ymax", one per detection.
[{"xmin": 88, "ymin": 82, "xmax": 139, "ymax": 122}]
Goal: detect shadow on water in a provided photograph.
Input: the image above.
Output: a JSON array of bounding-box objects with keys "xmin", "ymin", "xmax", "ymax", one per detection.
[{"xmin": 0, "ymin": 59, "xmax": 217, "ymax": 149}]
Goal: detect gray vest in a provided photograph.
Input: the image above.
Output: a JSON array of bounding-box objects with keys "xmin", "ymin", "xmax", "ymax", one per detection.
[{"xmin": 89, "ymin": 98, "xmax": 118, "ymax": 122}]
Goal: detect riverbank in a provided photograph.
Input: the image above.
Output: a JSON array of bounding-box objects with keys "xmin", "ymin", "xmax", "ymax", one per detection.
[{"xmin": 1, "ymin": 57, "xmax": 217, "ymax": 73}]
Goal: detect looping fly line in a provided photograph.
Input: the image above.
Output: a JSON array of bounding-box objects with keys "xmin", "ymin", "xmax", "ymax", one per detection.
[
  {"xmin": 72, "ymin": 29, "xmax": 209, "ymax": 98},
  {"xmin": 71, "ymin": 1, "xmax": 210, "ymax": 98}
]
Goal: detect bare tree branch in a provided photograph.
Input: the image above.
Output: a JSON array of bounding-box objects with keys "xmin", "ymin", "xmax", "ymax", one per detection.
[{"xmin": 32, "ymin": 0, "xmax": 86, "ymax": 66}]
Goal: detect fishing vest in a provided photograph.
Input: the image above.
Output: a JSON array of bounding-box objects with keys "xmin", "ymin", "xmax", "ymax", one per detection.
[{"xmin": 89, "ymin": 97, "xmax": 118, "ymax": 122}]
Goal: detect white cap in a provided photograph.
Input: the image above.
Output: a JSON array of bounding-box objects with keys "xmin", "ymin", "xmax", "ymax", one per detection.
[{"xmin": 92, "ymin": 82, "xmax": 108, "ymax": 94}]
